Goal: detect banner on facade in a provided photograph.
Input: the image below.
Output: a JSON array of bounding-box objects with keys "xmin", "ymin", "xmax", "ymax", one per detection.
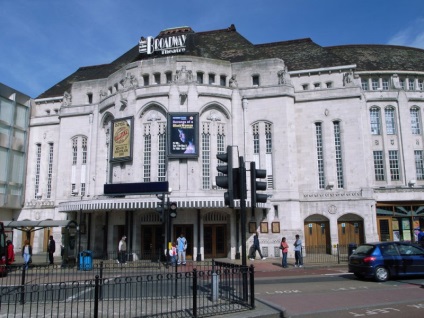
[
  {"xmin": 111, "ymin": 116, "xmax": 133, "ymax": 162},
  {"xmin": 167, "ymin": 113, "xmax": 199, "ymax": 158}
]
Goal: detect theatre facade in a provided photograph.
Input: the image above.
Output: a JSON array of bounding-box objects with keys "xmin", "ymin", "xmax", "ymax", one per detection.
[{"xmin": 18, "ymin": 24, "xmax": 424, "ymax": 260}]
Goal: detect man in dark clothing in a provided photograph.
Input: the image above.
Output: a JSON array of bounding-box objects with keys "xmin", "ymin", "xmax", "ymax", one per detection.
[
  {"xmin": 249, "ymin": 231, "xmax": 266, "ymax": 260},
  {"xmin": 48, "ymin": 235, "xmax": 56, "ymax": 265}
]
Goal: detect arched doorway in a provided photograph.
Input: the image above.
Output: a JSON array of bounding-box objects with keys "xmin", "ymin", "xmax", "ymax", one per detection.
[
  {"xmin": 304, "ymin": 214, "xmax": 331, "ymax": 254},
  {"xmin": 337, "ymin": 213, "xmax": 364, "ymax": 246}
]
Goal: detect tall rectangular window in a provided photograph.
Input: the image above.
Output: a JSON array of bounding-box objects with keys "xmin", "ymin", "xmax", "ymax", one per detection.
[
  {"xmin": 333, "ymin": 121, "xmax": 344, "ymax": 188},
  {"xmin": 197, "ymin": 72, "xmax": 203, "ymax": 84},
  {"xmin": 265, "ymin": 123, "xmax": 272, "ymax": 154},
  {"xmin": 372, "ymin": 78, "xmax": 379, "ymax": 90},
  {"xmin": 72, "ymin": 138, "xmax": 78, "ymax": 165},
  {"xmin": 408, "ymin": 79, "xmax": 415, "ymax": 91},
  {"xmin": 47, "ymin": 143, "xmax": 53, "ymax": 199},
  {"xmin": 143, "ymin": 125, "xmax": 151, "ymax": 182},
  {"xmin": 418, "ymin": 79, "xmax": 424, "ymax": 91},
  {"xmin": 35, "ymin": 144, "xmax": 41, "ymax": 199},
  {"xmin": 410, "ymin": 107, "xmax": 421, "ymax": 134},
  {"xmin": 389, "ymin": 150, "xmax": 400, "ymax": 181},
  {"xmin": 158, "ymin": 128, "xmax": 166, "ymax": 182},
  {"xmin": 253, "ymin": 124, "xmax": 259, "ymax": 154},
  {"xmin": 208, "ymin": 73, "xmax": 215, "ymax": 84},
  {"xmin": 216, "ymin": 124, "xmax": 225, "ymax": 189},
  {"xmin": 315, "ymin": 123, "xmax": 325, "ymax": 189},
  {"xmin": 220, "ymin": 75, "xmax": 226, "ymax": 86},
  {"xmin": 382, "ymin": 78, "xmax": 389, "ymax": 90},
  {"xmin": 373, "ymin": 151, "xmax": 385, "ymax": 181},
  {"xmin": 385, "ymin": 108, "xmax": 396, "ymax": 135},
  {"xmin": 415, "ymin": 150, "xmax": 424, "ymax": 180},
  {"xmin": 265, "ymin": 123, "xmax": 273, "ymax": 188},
  {"xmin": 252, "ymin": 75, "xmax": 260, "ymax": 86},
  {"xmin": 361, "ymin": 79, "xmax": 369, "ymax": 90},
  {"xmin": 202, "ymin": 124, "xmax": 211, "ymax": 190},
  {"xmin": 82, "ymin": 137, "xmax": 87, "ymax": 164},
  {"xmin": 165, "ymin": 72, "xmax": 172, "ymax": 83},
  {"xmin": 370, "ymin": 108, "xmax": 381, "ymax": 135}
]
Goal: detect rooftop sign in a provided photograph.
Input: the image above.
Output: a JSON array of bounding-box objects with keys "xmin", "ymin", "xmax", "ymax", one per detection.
[{"xmin": 139, "ymin": 34, "xmax": 187, "ymax": 55}]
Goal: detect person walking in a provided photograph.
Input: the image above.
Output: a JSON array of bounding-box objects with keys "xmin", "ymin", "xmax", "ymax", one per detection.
[
  {"xmin": 177, "ymin": 233, "xmax": 187, "ymax": 265},
  {"xmin": 280, "ymin": 237, "xmax": 289, "ymax": 268},
  {"xmin": 22, "ymin": 240, "xmax": 32, "ymax": 270},
  {"xmin": 48, "ymin": 235, "xmax": 56, "ymax": 265},
  {"xmin": 294, "ymin": 234, "xmax": 303, "ymax": 267},
  {"xmin": 6, "ymin": 240, "xmax": 15, "ymax": 267},
  {"xmin": 250, "ymin": 231, "xmax": 266, "ymax": 260},
  {"xmin": 118, "ymin": 235, "xmax": 127, "ymax": 264}
]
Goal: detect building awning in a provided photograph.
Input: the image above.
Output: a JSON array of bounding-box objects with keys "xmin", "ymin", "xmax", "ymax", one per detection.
[
  {"xmin": 57, "ymin": 197, "xmax": 267, "ymax": 213},
  {"xmin": 3, "ymin": 220, "xmax": 75, "ymax": 229}
]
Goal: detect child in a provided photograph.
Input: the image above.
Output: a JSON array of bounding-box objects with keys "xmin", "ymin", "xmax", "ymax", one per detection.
[{"xmin": 169, "ymin": 242, "xmax": 177, "ymax": 266}]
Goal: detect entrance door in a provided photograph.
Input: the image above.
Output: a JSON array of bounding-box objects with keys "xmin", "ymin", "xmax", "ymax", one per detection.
[
  {"xmin": 140, "ymin": 225, "xmax": 163, "ymax": 260},
  {"xmin": 338, "ymin": 221, "xmax": 364, "ymax": 245},
  {"xmin": 304, "ymin": 221, "xmax": 331, "ymax": 254},
  {"xmin": 204, "ymin": 224, "xmax": 227, "ymax": 259},
  {"xmin": 174, "ymin": 225, "xmax": 193, "ymax": 260}
]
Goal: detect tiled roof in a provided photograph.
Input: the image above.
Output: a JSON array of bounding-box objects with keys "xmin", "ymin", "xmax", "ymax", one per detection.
[
  {"xmin": 36, "ymin": 24, "xmax": 424, "ymax": 99},
  {"xmin": 326, "ymin": 44, "xmax": 424, "ymax": 72}
]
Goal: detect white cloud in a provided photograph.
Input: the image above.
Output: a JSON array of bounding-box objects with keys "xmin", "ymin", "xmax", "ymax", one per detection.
[{"xmin": 388, "ymin": 18, "xmax": 424, "ymax": 49}]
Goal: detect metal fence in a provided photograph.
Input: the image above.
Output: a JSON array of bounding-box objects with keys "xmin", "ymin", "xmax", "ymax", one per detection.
[
  {"xmin": 0, "ymin": 260, "xmax": 254, "ymax": 317},
  {"xmin": 301, "ymin": 244, "xmax": 351, "ymax": 264}
]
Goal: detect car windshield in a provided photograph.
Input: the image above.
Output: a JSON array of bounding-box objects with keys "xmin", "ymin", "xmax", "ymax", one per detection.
[{"xmin": 352, "ymin": 244, "xmax": 374, "ymax": 255}]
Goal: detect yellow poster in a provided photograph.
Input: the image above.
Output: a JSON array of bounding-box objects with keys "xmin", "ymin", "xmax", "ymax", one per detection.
[{"xmin": 112, "ymin": 118, "xmax": 132, "ymax": 160}]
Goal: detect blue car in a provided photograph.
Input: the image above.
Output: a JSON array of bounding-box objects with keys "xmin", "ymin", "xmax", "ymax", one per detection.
[{"xmin": 348, "ymin": 241, "xmax": 424, "ymax": 282}]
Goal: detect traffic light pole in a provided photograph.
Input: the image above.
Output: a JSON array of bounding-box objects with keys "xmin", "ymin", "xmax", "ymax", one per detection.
[{"xmin": 239, "ymin": 157, "xmax": 247, "ymax": 267}]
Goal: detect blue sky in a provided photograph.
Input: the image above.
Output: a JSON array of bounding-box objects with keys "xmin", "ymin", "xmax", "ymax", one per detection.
[{"xmin": 1, "ymin": 0, "xmax": 424, "ymax": 98}]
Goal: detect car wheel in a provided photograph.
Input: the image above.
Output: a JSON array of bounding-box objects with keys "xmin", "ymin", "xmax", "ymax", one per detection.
[{"xmin": 374, "ymin": 266, "xmax": 389, "ymax": 282}]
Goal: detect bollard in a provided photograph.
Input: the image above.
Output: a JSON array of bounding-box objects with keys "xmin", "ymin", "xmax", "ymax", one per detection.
[{"xmin": 211, "ymin": 272, "xmax": 219, "ymax": 302}]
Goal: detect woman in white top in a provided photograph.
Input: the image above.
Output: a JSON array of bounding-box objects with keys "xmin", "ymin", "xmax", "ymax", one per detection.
[{"xmin": 22, "ymin": 239, "xmax": 32, "ymax": 270}]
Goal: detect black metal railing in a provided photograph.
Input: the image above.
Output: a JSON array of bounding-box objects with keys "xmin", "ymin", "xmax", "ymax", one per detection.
[
  {"xmin": 0, "ymin": 260, "xmax": 254, "ymax": 317},
  {"xmin": 300, "ymin": 244, "xmax": 351, "ymax": 264}
]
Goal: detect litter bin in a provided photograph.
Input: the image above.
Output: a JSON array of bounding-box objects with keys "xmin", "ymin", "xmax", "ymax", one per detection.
[
  {"xmin": 79, "ymin": 250, "xmax": 93, "ymax": 271},
  {"xmin": 348, "ymin": 243, "xmax": 357, "ymax": 258}
]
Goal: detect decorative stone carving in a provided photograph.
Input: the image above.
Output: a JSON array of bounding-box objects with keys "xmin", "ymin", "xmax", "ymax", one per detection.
[
  {"xmin": 62, "ymin": 91, "xmax": 72, "ymax": 106},
  {"xmin": 175, "ymin": 66, "xmax": 193, "ymax": 84},
  {"xmin": 206, "ymin": 110, "xmax": 221, "ymax": 122},
  {"xmin": 278, "ymin": 65, "xmax": 291, "ymax": 85},
  {"xmin": 229, "ymin": 75, "xmax": 238, "ymax": 88},
  {"xmin": 343, "ymin": 72, "xmax": 355, "ymax": 87}
]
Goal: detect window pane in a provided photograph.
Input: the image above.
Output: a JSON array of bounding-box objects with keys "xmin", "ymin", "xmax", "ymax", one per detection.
[
  {"xmin": 410, "ymin": 108, "xmax": 421, "ymax": 134},
  {"xmin": 315, "ymin": 123, "xmax": 325, "ymax": 189},
  {"xmin": 415, "ymin": 150, "xmax": 424, "ymax": 180},
  {"xmin": 389, "ymin": 150, "xmax": 400, "ymax": 181},
  {"xmin": 373, "ymin": 151, "xmax": 385, "ymax": 181},
  {"xmin": 370, "ymin": 108, "xmax": 381, "ymax": 135},
  {"xmin": 0, "ymin": 98, "xmax": 13, "ymax": 124},
  {"xmin": 385, "ymin": 108, "xmax": 396, "ymax": 135}
]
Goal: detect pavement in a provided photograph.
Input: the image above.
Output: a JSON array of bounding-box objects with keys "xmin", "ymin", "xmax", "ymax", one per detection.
[{"xmin": 24, "ymin": 254, "xmax": 348, "ymax": 318}]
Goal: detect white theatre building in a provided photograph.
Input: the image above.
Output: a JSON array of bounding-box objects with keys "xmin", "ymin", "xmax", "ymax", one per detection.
[{"xmin": 15, "ymin": 24, "xmax": 424, "ymax": 260}]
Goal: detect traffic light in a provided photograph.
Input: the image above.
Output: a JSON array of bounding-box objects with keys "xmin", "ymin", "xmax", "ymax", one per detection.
[
  {"xmin": 250, "ymin": 161, "xmax": 267, "ymax": 207},
  {"xmin": 169, "ymin": 202, "xmax": 177, "ymax": 218},
  {"xmin": 216, "ymin": 145, "xmax": 236, "ymax": 207},
  {"xmin": 156, "ymin": 194, "xmax": 165, "ymax": 221}
]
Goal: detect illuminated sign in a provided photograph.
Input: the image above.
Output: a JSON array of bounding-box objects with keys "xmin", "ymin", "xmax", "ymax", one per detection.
[
  {"xmin": 139, "ymin": 34, "xmax": 187, "ymax": 55},
  {"xmin": 167, "ymin": 113, "xmax": 199, "ymax": 158}
]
